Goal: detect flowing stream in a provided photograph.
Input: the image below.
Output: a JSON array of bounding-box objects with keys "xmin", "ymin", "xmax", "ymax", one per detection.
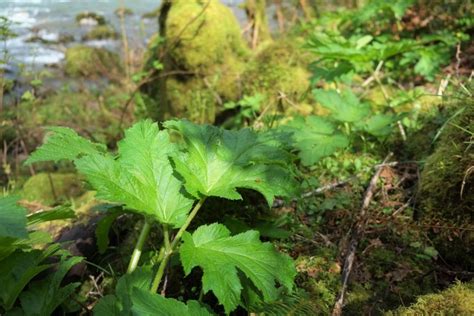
[{"xmin": 0, "ymin": 0, "xmax": 246, "ymax": 70}]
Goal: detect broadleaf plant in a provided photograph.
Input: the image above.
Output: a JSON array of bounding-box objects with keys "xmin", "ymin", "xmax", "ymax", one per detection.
[
  {"xmin": 180, "ymin": 223, "xmax": 295, "ymax": 314},
  {"xmin": 0, "ymin": 196, "xmax": 81, "ymax": 314},
  {"xmin": 26, "ymin": 119, "xmax": 297, "ymax": 314},
  {"xmin": 282, "ymin": 89, "xmax": 398, "ymax": 166}
]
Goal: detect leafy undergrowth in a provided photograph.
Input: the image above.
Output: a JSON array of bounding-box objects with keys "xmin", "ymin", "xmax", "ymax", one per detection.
[{"xmin": 1, "ymin": 0, "xmax": 473, "ymax": 315}]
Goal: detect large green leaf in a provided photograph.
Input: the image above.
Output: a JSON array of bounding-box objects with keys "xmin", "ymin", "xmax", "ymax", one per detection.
[
  {"xmin": 180, "ymin": 223, "xmax": 296, "ymax": 314},
  {"xmin": 75, "ymin": 121, "xmax": 194, "ymax": 227},
  {"xmin": 19, "ymin": 255, "xmax": 83, "ymax": 316},
  {"xmin": 288, "ymin": 116, "xmax": 349, "ymax": 165},
  {"xmin": 28, "ymin": 120, "xmax": 194, "ymax": 228},
  {"xmin": 164, "ymin": 120, "xmax": 296, "ymax": 206},
  {"xmin": 25, "ymin": 126, "xmax": 105, "ymax": 164},
  {"xmin": 0, "ymin": 196, "xmax": 28, "ymax": 239},
  {"xmin": 313, "ymin": 89, "xmax": 370, "ymax": 123},
  {"xmin": 131, "ymin": 288, "xmax": 212, "ymax": 316}
]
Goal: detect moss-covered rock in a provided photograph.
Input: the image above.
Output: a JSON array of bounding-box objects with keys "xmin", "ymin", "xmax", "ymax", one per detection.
[
  {"xmin": 64, "ymin": 45, "xmax": 122, "ymax": 78},
  {"xmin": 241, "ymin": 38, "xmax": 312, "ymax": 114},
  {"xmin": 386, "ymin": 281, "xmax": 474, "ymax": 315},
  {"xmin": 141, "ymin": 0, "xmax": 249, "ymax": 123},
  {"xmin": 82, "ymin": 25, "xmax": 118, "ymax": 41},
  {"xmin": 419, "ymin": 103, "xmax": 474, "ymax": 221},
  {"xmin": 417, "ymin": 101, "xmax": 474, "ymax": 270},
  {"xmin": 22, "ymin": 172, "xmax": 84, "ymax": 206},
  {"xmin": 75, "ymin": 12, "xmax": 106, "ymax": 26}
]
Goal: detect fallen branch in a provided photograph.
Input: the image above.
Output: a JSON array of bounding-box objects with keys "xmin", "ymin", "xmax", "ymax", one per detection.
[
  {"xmin": 272, "ymin": 177, "xmax": 353, "ymax": 208},
  {"xmin": 331, "ymin": 153, "xmax": 393, "ymax": 316}
]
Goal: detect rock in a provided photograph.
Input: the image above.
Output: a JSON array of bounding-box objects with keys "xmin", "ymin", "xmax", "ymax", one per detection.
[
  {"xmin": 141, "ymin": 0, "xmax": 249, "ymax": 123},
  {"xmin": 82, "ymin": 25, "xmax": 118, "ymax": 41},
  {"xmin": 75, "ymin": 12, "xmax": 106, "ymax": 26},
  {"xmin": 241, "ymin": 38, "xmax": 311, "ymax": 112},
  {"xmin": 114, "ymin": 7, "xmax": 133, "ymax": 17},
  {"xmin": 64, "ymin": 45, "xmax": 122, "ymax": 78},
  {"xmin": 22, "ymin": 172, "xmax": 84, "ymax": 206},
  {"xmin": 418, "ymin": 102, "xmax": 474, "ymax": 270}
]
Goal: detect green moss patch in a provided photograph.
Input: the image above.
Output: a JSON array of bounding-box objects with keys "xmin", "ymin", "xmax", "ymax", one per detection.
[
  {"xmin": 386, "ymin": 281, "xmax": 474, "ymax": 315},
  {"xmin": 22, "ymin": 173, "xmax": 84, "ymax": 206},
  {"xmin": 141, "ymin": 0, "xmax": 249, "ymax": 123},
  {"xmin": 83, "ymin": 25, "xmax": 118, "ymax": 41},
  {"xmin": 65, "ymin": 45, "xmax": 122, "ymax": 78}
]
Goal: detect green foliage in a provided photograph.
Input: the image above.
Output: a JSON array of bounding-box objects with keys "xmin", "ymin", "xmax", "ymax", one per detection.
[
  {"xmin": 29, "ymin": 120, "xmax": 194, "ymax": 227},
  {"xmin": 130, "ymin": 288, "xmax": 211, "ymax": 316},
  {"xmin": 313, "ymin": 89, "xmax": 371, "ymax": 123},
  {"xmin": 180, "ymin": 223, "xmax": 295, "ymax": 313},
  {"xmin": 17, "ymin": 254, "xmax": 83, "ymax": 316},
  {"xmin": 354, "ymin": 0, "xmax": 415, "ymax": 23},
  {"xmin": 25, "ymin": 127, "xmax": 105, "ymax": 165},
  {"xmin": 0, "ymin": 196, "xmax": 82, "ymax": 314},
  {"xmin": 94, "ymin": 268, "xmax": 153, "ymax": 315},
  {"xmin": 307, "ymin": 30, "xmax": 456, "ymax": 81},
  {"xmin": 165, "ymin": 120, "xmax": 297, "ymax": 205},
  {"xmin": 287, "ymin": 116, "xmax": 349, "ymax": 166},
  {"xmin": 282, "ymin": 89, "xmax": 396, "ymax": 166},
  {"xmin": 28, "ymin": 119, "xmax": 297, "ymax": 314},
  {"xmin": 0, "ymin": 196, "xmax": 28, "ymax": 239}
]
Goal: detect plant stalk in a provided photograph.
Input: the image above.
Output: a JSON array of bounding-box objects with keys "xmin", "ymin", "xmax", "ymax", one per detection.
[
  {"xmin": 150, "ymin": 197, "xmax": 207, "ymax": 293},
  {"xmin": 127, "ymin": 219, "xmax": 152, "ymax": 273}
]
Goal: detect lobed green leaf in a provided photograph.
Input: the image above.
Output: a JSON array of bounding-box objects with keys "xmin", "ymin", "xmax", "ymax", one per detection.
[
  {"xmin": 164, "ymin": 120, "xmax": 297, "ymax": 206},
  {"xmin": 180, "ymin": 223, "xmax": 296, "ymax": 314}
]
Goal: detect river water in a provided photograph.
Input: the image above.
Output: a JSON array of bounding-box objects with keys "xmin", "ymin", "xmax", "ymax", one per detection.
[{"xmin": 0, "ymin": 0, "xmax": 246, "ymax": 70}]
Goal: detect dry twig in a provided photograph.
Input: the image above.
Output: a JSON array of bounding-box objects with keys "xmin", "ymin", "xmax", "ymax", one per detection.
[{"xmin": 331, "ymin": 153, "xmax": 393, "ymax": 316}]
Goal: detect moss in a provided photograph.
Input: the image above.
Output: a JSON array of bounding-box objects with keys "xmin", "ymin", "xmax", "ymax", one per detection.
[
  {"xmin": 17, "ymin": 85, "xmax": 129, "ymax": 150},
  {"xmin": 22, "ymin": 173, "xmax": 84, "ymax": 206},
  {"xmin": 418, "ymin": 101, "xmax": 474, "ymax": 271},
  {"xmin": 64, "ymin": 45, "xmax": 122, "ymax": 78},
  {"xmin": 418, "ymin": 103, "xmax": 474, "ymax": 222},
  {"xmin": 294, "ymin": 250, "xmax": 341, "ymax": 315},
  {"xmin": 386, "ymin": 281, "xmax": 474, "ymax": 315},
  {"xmin": 75, "ymin": 12, "xmax": 106, "ymax": 25},
  {"xmin": 241, "ymin": 38, "xmax": 311, "ymax": 113},
  {"xmin": 142, "ymin": 0, "xmax": 249, "ymax": 122},
  {"xmin": 82, "ymin": 25, "xmax": 118, "ymax": 41}
]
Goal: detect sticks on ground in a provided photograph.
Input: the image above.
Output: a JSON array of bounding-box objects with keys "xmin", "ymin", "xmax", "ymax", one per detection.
[{"xmin": 331, "ymin": 153, "xmax": 393, "ymax": 316}]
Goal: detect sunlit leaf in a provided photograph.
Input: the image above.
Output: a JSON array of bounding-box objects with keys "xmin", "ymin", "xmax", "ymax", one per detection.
[
  {"xmin": 313, "ymin": 89, "xmax": 370, "ymax": 123},
  {"xmin": 164, "ymin": 120, "xmax": 297, "ymax": 206}
]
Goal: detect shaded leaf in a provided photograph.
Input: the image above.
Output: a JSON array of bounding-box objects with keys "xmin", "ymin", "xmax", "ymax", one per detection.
[
  {"xmin": 19, "ymin": 255, "xmax": 83, "ymax": 316},
  {"xmin": 131, "ymin": 288, "xmax": 212, "ymax": 316},
  {"xmin": 96, "ymin": 210, "xmax": 122, "ymax": 254},
  {"xmin": 0, "ymin": 244, "xmax": 61, "ymax": 311},
  {"xmin": 288, "ymin": 116, "xmax": 349, "ymax": 165},
  {"xmin": 0, "ymin": 195, "xmax": 28, "ymax": 239},
  {"xmin": 180, "ymin": 223, "xmax": 296, "ymax": 314}
]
